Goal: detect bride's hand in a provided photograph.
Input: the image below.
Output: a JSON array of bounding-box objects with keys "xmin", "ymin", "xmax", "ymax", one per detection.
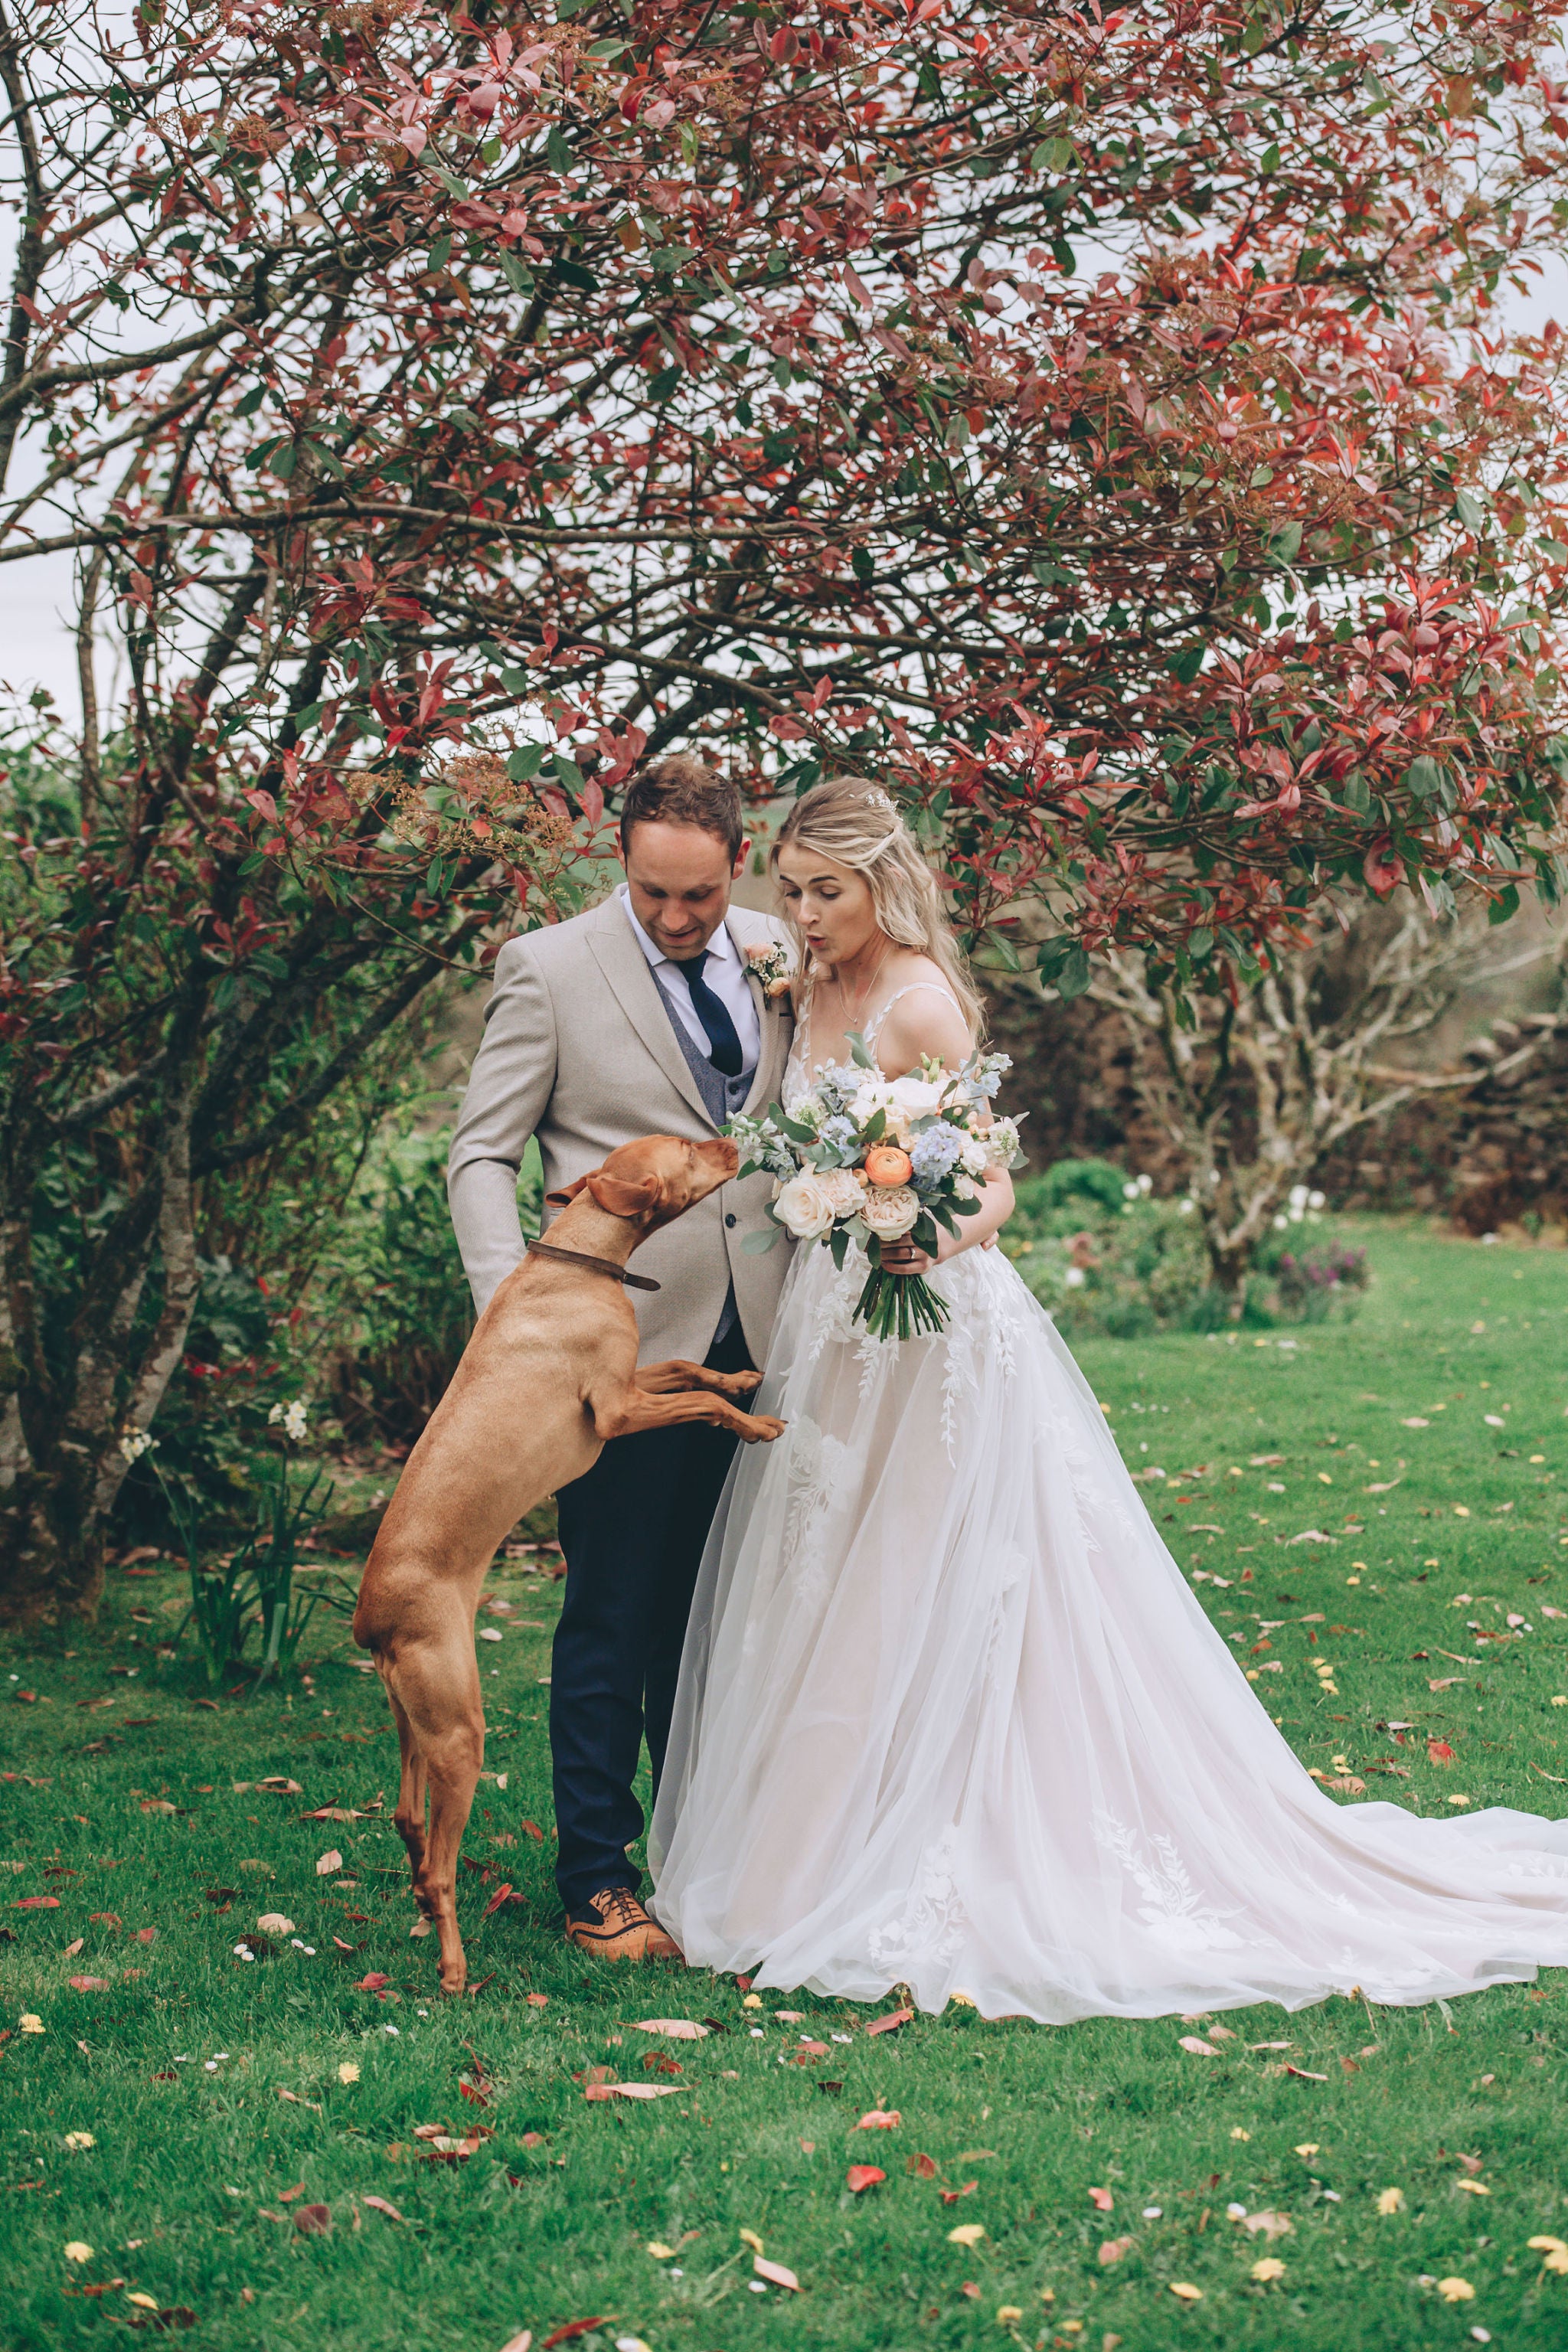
[{"xmin": 880, "ymin": 1230, "xmax": 999, "ymax": 1276}]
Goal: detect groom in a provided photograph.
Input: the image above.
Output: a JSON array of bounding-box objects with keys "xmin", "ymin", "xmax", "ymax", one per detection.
[{"xmin": 446, "ymin": 753, "xmax": 793, "ymax": 1959}]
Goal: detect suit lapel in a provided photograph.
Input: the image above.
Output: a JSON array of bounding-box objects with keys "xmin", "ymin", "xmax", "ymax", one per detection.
[
  {"xmin": 730, "ymin": 917, "xmax": 791, "ymax": 1119},
  {"xmin": 586, "ymin": 898, "xmax": 715, "ymax": 1129}
]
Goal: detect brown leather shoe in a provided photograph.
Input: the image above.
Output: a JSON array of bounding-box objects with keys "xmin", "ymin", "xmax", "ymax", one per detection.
[{"xmin": 564, "ymin": 1886, "xmax": 683, "ymax": 1962}]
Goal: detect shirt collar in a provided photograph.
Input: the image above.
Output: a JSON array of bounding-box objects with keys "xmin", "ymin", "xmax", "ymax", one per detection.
[{"xmin": 618, "ymin": 884, "xmax": 738, "ymax": 974}]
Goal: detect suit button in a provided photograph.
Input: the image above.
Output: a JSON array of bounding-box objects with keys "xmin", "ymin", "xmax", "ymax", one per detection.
[{"xmin": 725, "ymin": 1213, "xmax": 737, "ymax": 1228}]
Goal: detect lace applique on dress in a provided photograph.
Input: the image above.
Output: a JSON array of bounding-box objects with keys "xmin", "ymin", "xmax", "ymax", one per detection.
[
  {"xmin": 867, "ymin": 1829, "xmax": 968, "ymax": 1974},
  {"xmin": 771, "ymin": 1416, "xmax": 860, "ymax": 1615},
  {"xmin": 1096, "ymin": 1817, "xmax": 1248, "ymax": 1955}
]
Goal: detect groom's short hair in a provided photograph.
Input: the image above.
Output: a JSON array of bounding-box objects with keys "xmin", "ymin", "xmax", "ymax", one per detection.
[{"xmin": 619, "ymin": 753, "xmax": 743, "ymax": 861}]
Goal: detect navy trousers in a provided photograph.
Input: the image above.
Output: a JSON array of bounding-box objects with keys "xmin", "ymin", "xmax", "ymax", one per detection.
[{"xmin": 550, "ymin": 1321, "xmax": 754, "ymax": 1913}]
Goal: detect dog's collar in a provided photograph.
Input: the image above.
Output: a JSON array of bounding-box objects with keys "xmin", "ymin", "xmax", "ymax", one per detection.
[{"xmin": 526, "ymin": 1237, "xmax": 661, "ymax": 1292}]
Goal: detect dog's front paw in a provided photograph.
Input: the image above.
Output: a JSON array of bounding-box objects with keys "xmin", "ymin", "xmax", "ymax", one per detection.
[
  {"xmin": 720, "ymin": 1369, "xmax": 764, "ymax": 1396},
  {"xmin": 739, "ymin": 1413, "xmax": 787, "ymax": 1443}
]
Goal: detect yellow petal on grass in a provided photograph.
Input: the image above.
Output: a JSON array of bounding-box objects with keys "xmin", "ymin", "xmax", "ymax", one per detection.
[
  {"xmin": 64, "ymin": 2243, "xmax": 93, "ymax": 2263},
  {"xmin": 948, "ymin": 2222, "xmax": 987, "ymax": 2246},
  {"xmin": 1436, "ymin": 2277, "xmax": 1475, "ymax": 2302},
  {"xmin": 1529, "ymin": 2236, "xmax": 1568, "ymax": 2273},
  {"xmin": 741, "ymin": 1993, "xmax": 762, "ymax": 2010},
  {"xmin": 20, "ymin": 2014, "xmax": 44, "ymax": 2034},
  {"xmin": 1169, "ymin": 2282, "xmax": 1204, "ymax": 2301},
  {"xmin": 126, "ymin": 2294, "xmax": 159, "ymax": 2310},
  {"xmin": 63, "ymin": 2132, "xmax": 95, "ymax": 2151},
  {"xmin": 1230, "ymin": 2127, "xmax": 1251, "ymax": 2141},
  {"xmin": 1376, "ymin": 2187, "xmax": 1405, "ymax": 2214},
  {"xmin": 1294, "ymin": 2143, "xmax": 1319, "ymax": 2158},
  {"xmin": 1455, "ymin": 2177, "xmax": 1491, "ymax": 2195},
  {"xmin": 1251, "ymin": 2258, "xmax": 1285, "ymax": 2282},
  {"xmin": 996, "ymin": 2308, "xmax": 1023, "ymax": 2324},
  {"xmin": 645, "ymin": 2240, "xmax": 677, "ymax": 2260},
  {"xmin": 337, "ymin": 2063, "xmax": 361, "ymax": 2085},
  {"xmin": 739, "ymin": 2228, "xmax": 765, "ymax": 2255}
]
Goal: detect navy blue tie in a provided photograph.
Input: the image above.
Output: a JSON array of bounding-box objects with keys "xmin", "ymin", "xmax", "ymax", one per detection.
[{"xmin": 674, "ymin": 949, "xmax": 744, "ymax": 1078}]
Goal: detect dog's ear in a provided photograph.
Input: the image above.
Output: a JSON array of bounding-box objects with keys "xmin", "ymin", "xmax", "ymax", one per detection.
[
  {"xmin": 544, "ymin": 1172, "xmax": 594, "ymax": 1207},
  {"xmin": 585, "ymin": 1171, "xmax": 663, "ymax": 1220}
]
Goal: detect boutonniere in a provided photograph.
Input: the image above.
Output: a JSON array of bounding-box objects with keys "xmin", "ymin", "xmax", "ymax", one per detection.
[{"xmin": 743, "ymin": 939, "xmax": 795, "ymax": 1002}]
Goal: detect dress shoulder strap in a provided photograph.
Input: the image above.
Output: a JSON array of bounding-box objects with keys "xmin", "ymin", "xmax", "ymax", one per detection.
[{"xmin": 864, "ymin": 980, "xmax": 964, "ymax": 1050}]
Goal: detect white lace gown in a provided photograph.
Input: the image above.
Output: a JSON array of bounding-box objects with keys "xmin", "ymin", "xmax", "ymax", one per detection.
[{"xmin": 648, "ymin": 995, "xmax": 1568, "ymax": 2021}]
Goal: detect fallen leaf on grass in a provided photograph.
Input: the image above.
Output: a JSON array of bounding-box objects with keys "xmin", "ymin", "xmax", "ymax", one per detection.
[
  {"xmin": 938, "ymin": 2182, "xmax": 978, "ymax": 2206},
  {"xmin": 354, "ymin": 1974, "xmax": 390, "ymax": 1992},
  {"xmin": 1098, "ymin": 2236, "xmax": 1134, "ymax": 2266},
  {"xmin": 1528, "ymin": 2236, "xmax": 1568, "ymax": 2272},
  {"xmin": 1088, "ymin": 2186, "xmax": 1115, "ymax": 2211},
  {"xmin": 855, "ymin": 2109, "xmax": 901, "ymax": 2129},
  {"xmin": 67, "ymin": 1976, "xmax": 108, "ymax": 1992},
  {"xmin": 584, "ymin": 2082, "xmax": 683, "ymax": 2102},
  {"xmin": 496, "ymin": 2336, "xmax": 533, "ymax": 2352},
  {"xmin": 947, "ymin": 2223, "xmax": 986, "ymax": 2246},
  {"xmin": 293, "ymin": 2204, "xmax": 332, "ymax": 2236},
  {"xmin": 276, "ymin": 2089, "xmax": 322, "ymax": 2112},
  {"xmin": 521, "ymin": 1821, "xmax": 545, "ymax": 1843},
  {"xmin": 1169, "ymin": 2282, "xmax": 1203, "ymax": 2301},
  {"xmin": 753, "ymin": 2256, "xmax": 800, "ymax": 2291},
  {"xmin": 315, "ymin": 1850, "xmax": 344, "ymax": 1877},
  {"xmin": 846, "ymin": 2165, "xmax": 885, "ymax": 2193},
  {"xmin": 1252, "ymin": 2257, "xmax": 1285, "ymax": 2282},
  {"xmin": 631, "ymin": 2019, "xmax": 710, "ymax": 2040},
  {"xmin": 1455, "ymin": 2178, "xmax": 1491, "ymax": 2196},
  {"xmin": 645, "ymin": 2241, "xmax": 676, "ymax": 2259},
  {"xmin": 480, "ymin": 1883, "xmax": 515, "ymax": 1918},
  {"xmin": 907, "ymin": 2153, "xmax": 938, "ymax": 2179},
  {"xmin": 541, "ymin": 2321, "xmax": 608, "ymax": 2347},
  {"xmin": 1178, "ymin": 2035, "xmax": 1218, "ymax": 2056},
  {"xmin": 1283, "ymin": 2065, "xmax": 1328, "ymax": 2082},
  {"xmin": 139, "ymin": 1800, "xmax": 178, "ymax": 1818},
  {"xmin": 1376, "ymin": 2187, "xmax": 1405, "ymax": 2213},
  {"xmin": 864, "ymin": 2006, "xmax": 913, "ymax": 2036},
  {"xmin": 17, "ymin": 1896, "xmax": 60, "ymax": 1909},
  {"xmin": 361, "ymin": 2195, "xmax": 404, "ymax": 2222},
  {"xmin": 1436, "ymin": 2278, "xmax": 1475, "ymax": 2302},
  {"xmin": 1428, "ymin": 1740, "xmax": 1455, "ymax": 1765},
  {"xmin": 299, "ymin": 1807, "xmax": 363, "ymax": 1822},
  {"xmin": 1241, "ymin": 2212, "xmax": 1293, "ymax": 2239}
]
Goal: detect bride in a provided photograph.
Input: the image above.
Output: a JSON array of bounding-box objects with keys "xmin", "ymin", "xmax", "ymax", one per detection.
[{"xmin": 648, "ymin": 778, "xmax": 1568, "ymax": 2021}]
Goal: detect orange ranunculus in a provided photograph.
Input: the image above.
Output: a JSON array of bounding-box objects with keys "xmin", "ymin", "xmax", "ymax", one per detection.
[{"xmin": 864, "ymin": 1145, "xmax": 914, "ymax": 1188}]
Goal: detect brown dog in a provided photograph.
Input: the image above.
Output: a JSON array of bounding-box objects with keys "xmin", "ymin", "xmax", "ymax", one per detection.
[{"xmin": 352, "ymin": 1133, "xmax": 785, "ymax": 1994}]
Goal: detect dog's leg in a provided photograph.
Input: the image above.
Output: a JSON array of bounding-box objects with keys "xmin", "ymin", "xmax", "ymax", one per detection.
[
  {"xmin": 635, "ymin": 1358, "xmax": 765, "ymax": 1400},
  {"xmin": 590, "ymin": 1383, "xmax": 786, "ymax": 1445},
  {"xmin": 385, "ymin": 1638, "xmax": 485, "ymax": 1996},
  {"xmin": 386, "ymin": 1680, "xmax": 429, "ymax": 1890}
]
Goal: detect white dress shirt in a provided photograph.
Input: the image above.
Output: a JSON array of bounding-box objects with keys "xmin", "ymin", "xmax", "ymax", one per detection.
[{"xmin": 619, "ymin": 887, "xmax": 761, "ymax": 1072}]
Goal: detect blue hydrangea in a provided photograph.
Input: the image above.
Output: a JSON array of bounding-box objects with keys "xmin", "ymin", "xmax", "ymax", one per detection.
[
  {"xmin": 908, "ymin": 1121, "xmax": 966, "ymax": 1194},
  {"xmin": 818, "ymin": 1115, "xmax": 858, "ymax": 1155}
]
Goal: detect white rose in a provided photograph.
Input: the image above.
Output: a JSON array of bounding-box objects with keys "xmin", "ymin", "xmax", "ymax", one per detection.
[
  {"xmin": 816, "ymin": 1168, "xmax": 867, "ymax": 1220},
  {"xmin": 859, "ymin": 1184, "xmax": 920, "ymax": 1241},
  {"xmin": 959, "ymin": 1135, "xmax": 990, "ymax": 1178},
  {"xmin": 851, "ymin": 1076, "xmax": 892, "ymax": 1125},
  {"xmin": 887, "ymin": 1073, "xmax": 947, "ymax": 1123},
  {"xmin": 774, "ymin": 1171, "xmax": 838, "ymax": 1240}
]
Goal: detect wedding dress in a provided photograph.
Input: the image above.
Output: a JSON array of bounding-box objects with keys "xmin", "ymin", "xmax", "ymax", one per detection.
[{"xmin": 648, "ymin": 986, "xmax": 1568, "ymax": 2021}]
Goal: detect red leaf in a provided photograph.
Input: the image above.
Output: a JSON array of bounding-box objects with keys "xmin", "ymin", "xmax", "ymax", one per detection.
[
  {"xmin": 855, "ymin": 2108, "xmax": 901, "ymax": 2129},
  {"xmin": 292, "ymin": 2203, "xmax": 332, "ymax": 2235},
  {"xmin": 1428, "ymin": 1738, "xmax": 1455, "ymax": 1764},
  {"xmin": 68, "ymin": 1975, "xmax": 108, "ymax": 1991},
  {"xmin": 17, "ymin": 1896, "xmax": 59, "ymax": 1909},
  {"xmin": 864, "ymin": 2006, "xmax": 913, "ymax": 2037},
  {"xmin": 481, "ymin": 1882, "xmax": 514, "ymax": 1918},
  {"xmin": 521, "ymin": 1820, "xmax": 545, "ymax": 1844},
  {"xmin": 542, "ymin": 2323, "xmax": 609, "ymax": 2349},
  {"xmin": 939, "ymin": 2180, "xmax": 978, "ymax": 2203},
  {"xmin": 1089, "ymin": 2185, "xmax": 1115, "ymax": 2211},
  {"xmin": 354, "ymin": 1973, "xmax": 390, "ymax": 1991},
  {"xmin": 846, "ymin": 2164, "xmax": 886, "ymax": 2193},
  {"xmin": 362, "ymin": 2195, "xmax": 404, "ymax": 2221},
  {"xmin": 907, "ymin": 2152, "xmax": 939, "ymax": 2178}
]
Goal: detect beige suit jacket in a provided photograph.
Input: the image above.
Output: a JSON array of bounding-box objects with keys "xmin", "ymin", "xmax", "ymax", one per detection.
[{"xmin": 446, "ymin": 893, "xmax": 795, "ymax": 1365}]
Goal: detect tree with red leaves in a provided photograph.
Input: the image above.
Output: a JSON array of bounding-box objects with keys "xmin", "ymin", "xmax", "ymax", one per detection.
[{"xmin": 4, "ymin": 0, "xmax": 1568, "ymax": 1615}]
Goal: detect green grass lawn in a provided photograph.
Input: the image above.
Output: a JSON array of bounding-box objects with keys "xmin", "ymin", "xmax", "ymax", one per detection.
[{"xmin": 5, "ymin": 1217, "xmax": 1568, "ymax": 2352}]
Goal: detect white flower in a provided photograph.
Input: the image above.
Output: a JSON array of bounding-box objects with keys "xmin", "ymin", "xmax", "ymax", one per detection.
[
  {"xmin": 887, "ymin": 1073, "xmax": 947, "ymax": 1123},
  {"xmin": 1308, "ymin": 1190, "xmax": 1325, "ymax": 1209},
  {"xmin": 1137, "ymin": 1171, "xmax": 1153, "ymax": 1194},
  {"xmin": 816, "ymin": 1168, "xmax": 867, "ymax": 1220},
  {"xmin": 1064, "ymin": 1265, "xmax": 1086, "ymax": 1288},
  {"xmin": 1273, "ymin": 1214, "xmax": 1289, "ymax": 1230},
  {"xmin": 850, "ymin": 1076, "xmax": 893, "ymax": 1127},
  {"xmin": 1122, "ymin": 1181, "xmax": 1140, "ymax": 1200},
  {"xmin": 773, "ymin": 1171, "xmax": 838, "ymax": 1240},
  {"xmin": 859, "ymin": 1184, "xmax": 920, "ymax": 1241},
  {"xmin": 1178, "ymin": 1197, "xmax": 1196, "ymax": 1215},
  {"xmin": 119, "ymin": 1430, "xmax": 156, "ymax": 1464},
  {"xmin": 270, "ymin": 1398, "xmax": 309, "ymax": 1442},
  {"xmin": 959, "ymin": 1135, "xmax": 991, "ymax": 1178},
  {"xmin": 1289, "ymin": 1183, "xmax": 1310, "ymax": 1208}
]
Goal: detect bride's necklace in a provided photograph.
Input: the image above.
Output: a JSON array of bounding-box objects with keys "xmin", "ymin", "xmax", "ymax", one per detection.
[{"xmin": 832, "ymin": 939, "xmax": 892, "ymax": 1036}]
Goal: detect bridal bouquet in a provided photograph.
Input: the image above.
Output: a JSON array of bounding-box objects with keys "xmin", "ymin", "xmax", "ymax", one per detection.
[{"xmin": 729, "ymin": 1039, "xmax": 1024, "ymax": 1340}]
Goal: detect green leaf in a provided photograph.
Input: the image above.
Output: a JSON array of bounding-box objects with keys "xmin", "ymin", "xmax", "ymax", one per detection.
[
  {"xmin": 498, "ymin": 247, "xmax": 534, "ymax": 296},
  {"xmin": 506, "ymin": 744, "xmax": 545, "ymax": 782},
  {"xmin": 583, "ymin": 37, "xmax": 629, "ymax": 55},
  {"xmin": 851, "ymin": 546, "xmax": 874, "ymax": 585},
  {"xmin": 1402, "ymin": 755, "xmax": 1446, "ymax": 803},
  {"xmin": 547, "ymin": 126, "xmax": 574, "ymax": 172},
  {"xmin": 555, "ymin": 258, "xmax": 598, "ymax": 292},
  {"xmin": 1031, "ymin": 136, "xmax": 1073, "ymax": 174},
  {"xmin": 1266, "ymin": 521, "xmax": 1302, "ymax": 565},
  {"xmin": 1056, "ymin": 945, "xmax": 1092, "ymax": 999},
  {"xmin": 550, "ymin": 755, "xmax": 585, "ymax": 795},
  {"xmin": 1455, "ymin": 487, "xmax": 1486, "ymax": 533},
  {"xmin": 829, "ymin": 1226, "xmax": 850, "ymax": 1270},
  {"xmin": 848, "ymin": 1029, "xmax": 876, "ymax": 1069},
  {"xmin": 1488, "ymin": 881, "xmax": 1521, "ymax": 925},
  {"xmin": 1167, "ymin": 645, "xmax": 1204, "ymax": 683},
  {"xmin": 742, "ymin": 1227, "xmax": 781, "ymax": 1254}
]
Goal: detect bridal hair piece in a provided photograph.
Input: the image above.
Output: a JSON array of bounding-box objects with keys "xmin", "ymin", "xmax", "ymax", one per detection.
[{"xmin": 772, "ymin": 777, "xmax": 985, "ymax": 1037}]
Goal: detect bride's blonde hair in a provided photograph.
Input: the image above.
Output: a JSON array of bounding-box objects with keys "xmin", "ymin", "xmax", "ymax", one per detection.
[{"xmin": 771, "ymin": 778, "xmax": 985, "ymax": 1038}]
